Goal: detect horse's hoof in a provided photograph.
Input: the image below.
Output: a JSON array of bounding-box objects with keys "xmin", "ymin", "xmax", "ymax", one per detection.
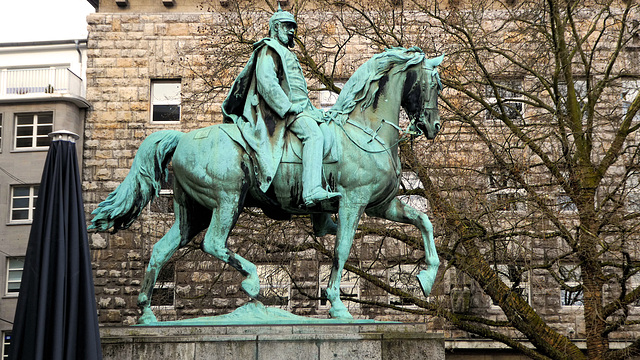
[
  {"xmin": 241, "ymin": 275, "xmax": 260, "ymax": 298},
  {"xmin": 138, "ymin": 307, "xmax": 158, "ymax": 324},
  {"xmin": 137, "ymin": 293, "xmax": 149, "ymax": 308},
  {"xmin": 329, "ymin": 306, "xmax": 353, "ymax": 320},
  {"xmin": 417, "ymin": 269, "xmax": 436, "ymax": 297}
]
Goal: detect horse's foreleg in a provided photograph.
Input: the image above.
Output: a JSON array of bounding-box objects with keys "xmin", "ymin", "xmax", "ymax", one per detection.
[
  {"xmin": 138, "ymin": 222, "xmax": 182, "ymax": 324},
  {"xmin": 326, "ymin": 203, "xmax": 365, "ymax": 319},
  {"xmin": 201, "ymin": 201, "xmax": 259, "ymax": 298},
  {"xmin": 367, "ymin": 198, "xmax": 439, "ymax": 297}
]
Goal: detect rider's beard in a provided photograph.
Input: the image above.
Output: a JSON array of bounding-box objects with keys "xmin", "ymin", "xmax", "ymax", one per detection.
[{"xmin": 277, "ymin": 30, "xmax": 295, "ymax": 48}]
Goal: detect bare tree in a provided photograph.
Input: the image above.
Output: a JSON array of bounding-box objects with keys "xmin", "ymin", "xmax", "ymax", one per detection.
[{"xmin": 166, "ymin": 1, "xmax": 640, "ymax": 359}]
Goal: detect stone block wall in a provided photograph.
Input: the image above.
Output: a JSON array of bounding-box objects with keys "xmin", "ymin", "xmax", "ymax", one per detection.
[{"xmin": 83, "ymin": 5, "xmax": 640, "ymax": 348}]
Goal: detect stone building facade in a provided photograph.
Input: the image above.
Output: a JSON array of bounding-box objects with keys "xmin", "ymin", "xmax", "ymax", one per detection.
[{"xmin": 83, "ymin": 0, "xmax": 640, "ymax": 358}]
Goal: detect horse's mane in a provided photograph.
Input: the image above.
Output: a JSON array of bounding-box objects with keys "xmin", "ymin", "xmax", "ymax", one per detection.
[{"xmin": 325, "ymin": 46, "xmax": 426, "ymax": 124}]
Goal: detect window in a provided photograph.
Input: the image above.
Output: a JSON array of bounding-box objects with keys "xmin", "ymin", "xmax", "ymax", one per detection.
[
  {"xmin": 319, "ymin": 82, "xmax": 344, "ymax": 110},
  {"xmin": 490, "ymin": 264, "xmax": 530, "ymax": 307},
  {"xmin": 627, "ymin": 273, "xmax": 640, "ymax": 306},
  {"xmin": 0, "ymin": 113, "xmax": 3, "ymax": 151},
  {"xmin": 389, "ymin": 263, "xmax": 425, "ymax": 308},
  {"xmin": 14, "ymin": 112, "xmax": 53, "ymax": 149},
  {"xmin": 150, "ymin": 170, "xmax": 174, "ymax": 213},
  {"xmin": 257, "ymin": 264, "xmax": 291, "ymax": 309},
  {"xmin": 151, "ymin": 80, "xmax": 181, "ymax": 122},
  {"xmin": 10, "ymin": 185, "xmax": 38, "ymax": 223},
  {"xmin": 560, "ymin": 264, "xmax": 583, "ymax": 307},
  {"xmin": 622, "ymin": 79, "xmax": 640, "ymax": 122},
  {"xmin": 398, "ymin": 172, "xmax": 429, "ymax": 212},
  {"xmin": 318, "ymin": 264, "xmax": 359, "ymax": 311},
  {"xmin": 558, "ymin": 80, "xmax": 587, "ymax": 116},
  {"xmin": 487, "ymin": 165, "xmax": 525, "ymax": 212},
  {"xmin": 6, "ymin": 257, "xmax": 24, "ymax": 295},
  {"xmin": 151, "ymin": 262, "xmax": 175, "ymax": 308},
  {"xmin": 557, "ymin": 193, "xmax": 577, "ymax": 212},
  {"xmin": 626, "ymin": 170, "xmax": 640, "ymax": 212},
  {"xmin": 485, "ymin": 79, "xmax": 524, "ymax": 122},
  {"xmin": 2, "ymin": 332, "xmax": 10, "ymax": 360}
]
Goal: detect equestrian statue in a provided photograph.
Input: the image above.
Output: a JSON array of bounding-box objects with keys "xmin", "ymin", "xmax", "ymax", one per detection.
[{"xmin": 90, "ymin": 7, "xmax": 444, "ymax": 324}]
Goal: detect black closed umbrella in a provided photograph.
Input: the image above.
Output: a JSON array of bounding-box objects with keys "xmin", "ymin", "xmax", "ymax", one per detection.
[{"xmin": 9, "ymin": 131, "xmax": 102, "ymax": 360}]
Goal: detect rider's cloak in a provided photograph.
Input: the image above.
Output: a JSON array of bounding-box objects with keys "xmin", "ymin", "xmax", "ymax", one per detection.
[{"xmin": 223, "ymin": 38, "xmax": 313, "ymax": 192}]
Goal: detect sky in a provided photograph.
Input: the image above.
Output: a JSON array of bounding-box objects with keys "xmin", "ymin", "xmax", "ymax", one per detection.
[{"xmin": 0, "ymin": 0, "xmax": 95, "ymax": 43}]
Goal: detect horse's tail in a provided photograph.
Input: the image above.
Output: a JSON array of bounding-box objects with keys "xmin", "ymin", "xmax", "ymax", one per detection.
[{"xmin": 89, "ymin": 130, "xmax": 184, "ymax": 232}]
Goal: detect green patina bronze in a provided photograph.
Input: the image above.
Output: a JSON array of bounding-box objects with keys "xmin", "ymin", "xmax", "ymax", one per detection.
[
  {"xmin": 223, "ymin": 9, "xmax": 341, "ymax": 209},
  {"xmin": 138, "ymin": 300, "xmax": 392, "ymax": 326},
  {"xmin": 90, "ymin": 8, "xmax": 443, "ymax": 325}
]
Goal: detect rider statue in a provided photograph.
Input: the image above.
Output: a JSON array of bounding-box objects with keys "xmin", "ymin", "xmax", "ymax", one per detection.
[{"xmin": 223, "ymin": 7, "xmax": 341, "ymax": 208}]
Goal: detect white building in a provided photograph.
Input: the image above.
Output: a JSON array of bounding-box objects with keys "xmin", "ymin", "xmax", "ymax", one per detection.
[{"xmin": 0, "ymin": 39, "xmax": 89, "ymax": 358}]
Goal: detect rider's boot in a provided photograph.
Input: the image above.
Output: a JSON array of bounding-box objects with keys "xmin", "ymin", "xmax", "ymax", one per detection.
[
  {"xmin": 312, "ymin": 213, "xmax": 338, "ymax": 236},
  {"xmin": 300, "ymin": 126, "xmax": 341, "ymax": 207}
]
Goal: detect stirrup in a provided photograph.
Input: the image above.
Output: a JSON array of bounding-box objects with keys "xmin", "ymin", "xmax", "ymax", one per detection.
[{"xmin": 304, "ymin": 187, "xmax": 342, "ymax": 207}]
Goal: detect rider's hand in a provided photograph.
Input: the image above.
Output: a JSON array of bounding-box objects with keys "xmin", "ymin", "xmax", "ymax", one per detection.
[{"xmin": 288, "ymin": 103, "xmax": 304, "ymax": 115}]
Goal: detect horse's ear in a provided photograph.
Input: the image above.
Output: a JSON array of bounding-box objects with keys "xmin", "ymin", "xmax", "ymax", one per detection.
[{"xmin": 425, "ymin": 54, "xmax": 445, "ymax": 68}]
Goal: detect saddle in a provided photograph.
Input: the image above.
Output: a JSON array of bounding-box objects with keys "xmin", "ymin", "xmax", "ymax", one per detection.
[{"xmin": 220, "ymin": 122, "xmax": 341, "ymax": 165}]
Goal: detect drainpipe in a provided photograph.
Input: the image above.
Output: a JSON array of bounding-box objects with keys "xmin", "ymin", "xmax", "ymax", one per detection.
[
  {"xmin": 75, "ymin": 39, "xmax": 86, "ymax": 97},
  {"xmin": 75, "ymin": 39, "xmax": 82, "ymax": 62}
]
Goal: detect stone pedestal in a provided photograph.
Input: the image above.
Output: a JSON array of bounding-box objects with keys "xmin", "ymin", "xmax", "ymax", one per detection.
[{"xmin": 100, "ymin": 323, "xmax": 443, "ymax": 360}]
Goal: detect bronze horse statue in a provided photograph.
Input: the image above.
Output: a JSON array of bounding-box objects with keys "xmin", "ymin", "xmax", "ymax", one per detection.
[{"xmin": 90, "ymin": 47, "xmax": 443, "ymax": 323}]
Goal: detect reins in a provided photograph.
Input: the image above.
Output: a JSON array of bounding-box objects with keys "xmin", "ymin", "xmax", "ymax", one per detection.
[{"xmin": 338, "ymin": 116, "xmax": 421, "ymax": 154}]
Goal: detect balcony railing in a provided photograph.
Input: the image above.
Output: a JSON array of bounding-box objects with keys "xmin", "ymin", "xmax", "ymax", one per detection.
[{"xmin": 0, "ymin": 67, "xmax": 84, "ymax": 98}]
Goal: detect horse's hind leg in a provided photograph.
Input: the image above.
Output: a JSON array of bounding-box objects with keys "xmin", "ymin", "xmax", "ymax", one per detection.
[
  {"xmin": 137, "ymin": 222, "xmax": 184, "ymax": 324},
  {"xmin": 366, "ymin": 198, "xmax": 440, "ymax": 297},
  {"xmin": 201, "ymin": 196, "xmax": 260, "ymax": 298}
]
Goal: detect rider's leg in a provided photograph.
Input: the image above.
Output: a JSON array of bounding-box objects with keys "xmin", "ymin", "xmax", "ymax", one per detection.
[{"xmin": 289, "ymin": 114, "xmax": 341, "ymax": 206}]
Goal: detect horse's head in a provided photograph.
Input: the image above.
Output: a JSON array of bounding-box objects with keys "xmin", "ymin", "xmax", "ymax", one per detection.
[{"xmin": 401, "ymin": 54, "xmax": 444, "ymax": 140}]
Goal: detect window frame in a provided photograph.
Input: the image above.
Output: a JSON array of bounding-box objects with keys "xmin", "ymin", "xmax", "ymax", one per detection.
[
  {"xmin": 622, "ymin": 79, "xmax": 640, "ymax": 123},
  {"xmin": 388, "ymin": 263, "xmax": 425, "ymax": 309},
  {"xmin": 150, "ymin": 261, "xmax": 175, "ymax": 309},
  {"xmin": 9, "ymin": 184, "xmax": 39, "ymax": 224},
  {"xmin": 13, "ymin": 112, "xmax": 53, "ymax": 150},
  {"xmin": 257, "ymin": 264, "xmax": 291, "ymax": 310},
  {"xmin": 2, "ymin": 331, "xmax": 10, "ymax": 360},
  {"xmin": 318, "ymin": 82, "xmax": 344, "ymax": 110},
  {"xmin": 318, "ymin": 264, "xmax": 360, "ymax": 311},
  {"xmin": 150, "ymin": 80, "xmax": 182, "ymax": 123},
  {"xmin": 490, "ymin": 264, "xmax": 531, "ymax": 308},
  {"xmin": 558, "ymin": 80, "xmax": 587, "ymax": 116},
  {"xmin": 5, "ymin": 257, "xmax": 25, "ymax": 296},
  {"xmin": 486, "ymin": 165, "xmax": 526, "ymax": 212},
  {"xmin": 557, "ymin": 192, "xmax": 578, "ymax": 213},
  {"xmin": 484, "ymin": 79, "xmax": 525, "ymax": 123},
  {"xmin": 398, "ymin": 171, "xmax": 429, "ymax": 212},
  {"xmin": 559, "ymin": 264, "xmax": 584, "ymax": 308},
  {"xmin": 0, "ymin": 113, "xmax": 3, "ymax": 152},
  {"xmin": 626, "ymin": 273, "xmax": 640, "ymax": 307},
  {"xmin": 150, "ymin": 170, "xmax": 174, "ymax": 214},
  {"xmin": 625, "ymin": 167, "xmax": 640, "ymax": 212}
]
